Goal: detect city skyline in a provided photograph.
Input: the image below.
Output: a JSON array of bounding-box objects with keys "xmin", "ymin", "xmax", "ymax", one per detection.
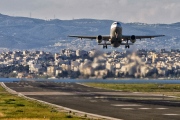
[
  {"xmin": 0, "ymin": 0, "xmax": 179, "ymax": 24},
  {"xmin": 0, "ymin": 49, "xmax": 179, "ymax": 79}
]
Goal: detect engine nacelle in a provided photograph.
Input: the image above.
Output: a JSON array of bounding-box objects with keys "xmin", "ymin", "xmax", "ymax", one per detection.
[
  {"xmin": 130, "ymin": 35, "xmax": 136, "ymax": 43},
  {"xmin": 96, "ymin": 35, "xmax": 103, "ymax": 43}
]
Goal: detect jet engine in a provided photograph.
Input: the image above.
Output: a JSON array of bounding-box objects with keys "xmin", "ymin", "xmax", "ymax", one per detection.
[
  {"xmin": 130, "ymin": 35, "xmax": 136, "ymax": 43},
  {"xmin": 96, "ymin": 35, "xmax": 103, "ymax": 43}
]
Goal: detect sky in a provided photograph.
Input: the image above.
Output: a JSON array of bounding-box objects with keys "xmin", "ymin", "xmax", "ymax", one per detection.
[{"xmin": 0, "ymin": 0, "xmax": 179, "ymax": 24}]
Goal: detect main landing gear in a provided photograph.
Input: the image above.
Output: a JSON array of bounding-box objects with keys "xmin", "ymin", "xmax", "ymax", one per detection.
[
  {"xmin": 125, "ymin": 40, "xmax": 130, "ymax": 49},
  {"xmin": 103, "ymin": 41, "xmax": 108, "ymax": 49}
]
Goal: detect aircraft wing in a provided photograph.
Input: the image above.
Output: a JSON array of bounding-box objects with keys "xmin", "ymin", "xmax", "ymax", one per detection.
[
  {"xmin": 68, "ymin": 35, "xmax": 110, "ymax": 41},
  {"xmin": 122, "ymin": 35, "xmax": 165, "ymax": 40}
]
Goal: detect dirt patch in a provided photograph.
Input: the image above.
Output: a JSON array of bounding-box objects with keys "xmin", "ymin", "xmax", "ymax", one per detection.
[{"xmin": 0, "ymin": 112, "xmax": 5, "ymax": 117}]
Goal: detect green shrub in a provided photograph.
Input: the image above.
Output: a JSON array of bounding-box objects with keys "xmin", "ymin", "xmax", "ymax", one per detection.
[
  {"xmin": 16, "ymin": 103, "xmax": 25, "ymax": 107},
  {"xmin": 65, "ymin": 115, "xmax": 73, "ymax": 118}
]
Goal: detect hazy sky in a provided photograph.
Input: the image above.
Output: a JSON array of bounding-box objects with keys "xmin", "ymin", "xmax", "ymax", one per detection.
[{"xmin": 0, "ymin": 0, "xmax": 179, "ymax": 24}]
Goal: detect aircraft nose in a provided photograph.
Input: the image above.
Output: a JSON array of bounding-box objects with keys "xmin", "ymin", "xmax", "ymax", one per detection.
[
  {"xmin": 111, "ymin": 24, "xmax": 118, "ymax": 29},
  {"xmin": 111, "ymin": 22, "xmax": 121, "ymax": 29}
]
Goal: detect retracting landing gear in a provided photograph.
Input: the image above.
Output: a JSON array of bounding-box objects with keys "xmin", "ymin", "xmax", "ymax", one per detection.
[
  {"xmin": 125, "ymin": 40, "xmax": 130, "ymax": 49},
  {"xmin": 103, "ymin": 41, "xmax": 108, "ymax": 49},
  {"xmin": 125, "ymin": 45, "xmax": 130, "ymax": 48}
]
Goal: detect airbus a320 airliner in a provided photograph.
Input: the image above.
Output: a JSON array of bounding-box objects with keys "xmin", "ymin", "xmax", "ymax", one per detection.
[{"xmin": 68, "ymin": 22, "xmax": 165, "ymax": 49}]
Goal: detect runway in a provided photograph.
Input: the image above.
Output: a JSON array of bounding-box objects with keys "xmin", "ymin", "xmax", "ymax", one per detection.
[{"xmin": 4, "ymin": 81, "xmax": 180, "ymax": 120}]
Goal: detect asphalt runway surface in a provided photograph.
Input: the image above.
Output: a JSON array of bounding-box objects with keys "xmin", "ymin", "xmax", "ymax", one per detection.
[{"xmin": 4, "ymin": 81, "xmax": 180, "ymax": 120}]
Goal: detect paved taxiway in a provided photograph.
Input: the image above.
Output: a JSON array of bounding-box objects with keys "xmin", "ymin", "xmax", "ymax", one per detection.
[{"xmin": 4, "ymin": 81, "xmax": 180, "ymax": 120}]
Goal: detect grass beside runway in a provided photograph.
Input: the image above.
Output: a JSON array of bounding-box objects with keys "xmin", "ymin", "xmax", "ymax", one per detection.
[
  {"xmin": 0, "ymin": 86, "xmax": 87, "ymax": 120},
  {"xmin": 0, "ymin": 86, "xmax": 5, "ymax": 92},
  {"xmin": 86, "ymin": 83, "xmax": 180, "ymax": 97}
]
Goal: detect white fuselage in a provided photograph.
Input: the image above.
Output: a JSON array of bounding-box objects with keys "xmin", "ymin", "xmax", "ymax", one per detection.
[{"xmin": 110, "ymin": 22, "xmax": 122, "ymax": 47}]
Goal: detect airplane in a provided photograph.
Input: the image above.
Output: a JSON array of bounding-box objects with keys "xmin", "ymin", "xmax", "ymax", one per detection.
[{"xmin": 68, "ymin": 22, "xmax": 165, "ymax": 49}]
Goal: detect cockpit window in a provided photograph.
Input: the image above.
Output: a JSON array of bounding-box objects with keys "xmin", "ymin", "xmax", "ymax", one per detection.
[
  {"xmin": 113, "ymin": 22, "xmax": 121, "ymax": 26},
  {"xmin": 112, "ymin": 22, "xmax": 121, "ymax": 27},
  {"xmin": 114, "ymin": 22, "xmax": 119, "ymax": 24}
]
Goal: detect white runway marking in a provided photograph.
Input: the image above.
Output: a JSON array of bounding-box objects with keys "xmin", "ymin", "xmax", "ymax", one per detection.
[
  {"xmin": 139, "ymin": 108, "xmax": 152, "ymax": 110},
  {"xmin": 133, "ymin": 92, "xmax": 141, "ymax": 93},
  {"xmin": 95, "ymin": 96, "xmax": 107, "ymax": 99},
  {"xmin": 163, "ymin": 114, "xmax": 180, "ymax": 116},
  {"xmin": 112, "ymin": 104, "xmax": 142, "ymax": 107},
  {"xmin": 122, "ymin": 108, "xmax": 134, "ymax": 110},
  {"xmin": 156, "ymin": 108, "xmax": 168, "ymax": 110}
]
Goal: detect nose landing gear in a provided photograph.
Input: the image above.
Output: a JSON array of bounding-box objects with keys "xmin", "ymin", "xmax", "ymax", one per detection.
[
  {"xmin": 125, "ymin": 45, "xmax": 130, "ymax": 48},
  {"xmin": 103, "ymin": 45, "xmax": 108, "ymax": 49}
]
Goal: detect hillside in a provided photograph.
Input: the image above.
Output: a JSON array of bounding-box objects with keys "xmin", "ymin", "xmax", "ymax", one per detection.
[{"xmin": 0, "ymin": 14, "xmax": 179, "ymax": 52}]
